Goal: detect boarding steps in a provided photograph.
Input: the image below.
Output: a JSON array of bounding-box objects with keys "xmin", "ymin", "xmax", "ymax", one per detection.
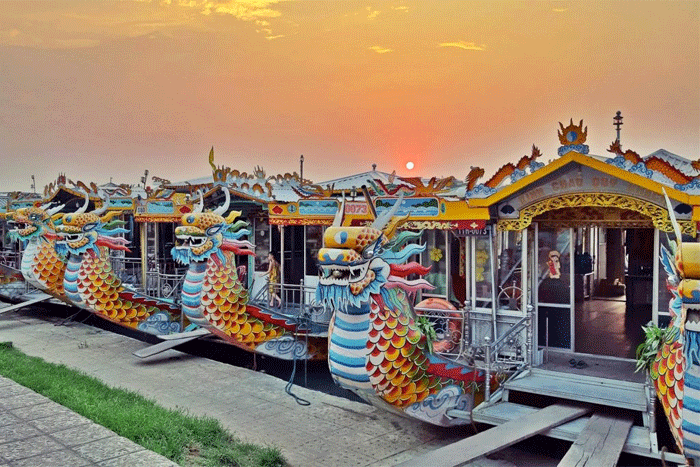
[{"xmin": 463, "ymin": 368, "xmax": 687, "ymax": 464}]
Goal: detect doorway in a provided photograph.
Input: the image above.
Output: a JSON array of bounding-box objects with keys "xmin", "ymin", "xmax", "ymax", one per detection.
[
  {"xmin": 572, "ymin": 227, "xmax": 652, "ymax": 359},
  {"xmin": 534, "ymin": 223, "xmax": 654, "ymax": 359}
]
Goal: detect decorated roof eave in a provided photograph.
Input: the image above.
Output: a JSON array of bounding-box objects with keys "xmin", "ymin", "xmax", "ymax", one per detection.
[
  {"xmin": 45, "ymin": 186, "xmax": 101, "ymax": 203},
  {"xmin": 468, "ymin": 151, "xmax": 696, "ymax": 208},
  {"xmin": 197, "ymin": 184, "xmax": 270, "ymax": 205}
]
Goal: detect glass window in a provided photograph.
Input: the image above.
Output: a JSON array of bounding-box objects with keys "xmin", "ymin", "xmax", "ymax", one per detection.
[
  {"xmin": 422, "ymin": 230, "xmax": 448, "ymax": 298},
  {"xmin": 496, "ymin": 230, "xmax": 523, "ymax": 313},
  {"xmin": 305, "ymin": 225, "xmax": 323, "ymax": 276},
  {"xmin": 473, "ymin": 234, "xmax": 493, "ymax": 309}
]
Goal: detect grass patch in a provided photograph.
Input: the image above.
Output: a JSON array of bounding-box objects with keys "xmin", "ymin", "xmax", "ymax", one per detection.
[{"xmin": 0, "ymin": 344, "xmax": 285, "ymax": 467}]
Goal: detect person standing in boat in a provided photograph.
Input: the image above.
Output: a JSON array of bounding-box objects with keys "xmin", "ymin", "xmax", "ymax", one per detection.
[{"xmin": 263, "ymin": 253, "xmax": 282, "ymax": 308}]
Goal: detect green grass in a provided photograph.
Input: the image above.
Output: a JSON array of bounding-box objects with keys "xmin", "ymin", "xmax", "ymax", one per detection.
[{"xmin": 0, "ymin": 342, "xmax": 285, "ymax": 467}]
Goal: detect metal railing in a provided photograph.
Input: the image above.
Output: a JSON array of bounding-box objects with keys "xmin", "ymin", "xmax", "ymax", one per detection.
[
  {"xmin": 414, "ymin": 305, "xmax": 469, "ymax": 362},
  {"xmin": 0, "ymin": 251, "xmax": 21, "ymax": 270},
  {"xmin": 109, "ymin": 255, "xmax": 187, "ymax": 299},
  {"xmin": 252, "ymin": 279, "xmax": 331, "ymax": 327},
  {"xmin": 480, "ymin": 303, "xmax": 534, "ymax": 403}
]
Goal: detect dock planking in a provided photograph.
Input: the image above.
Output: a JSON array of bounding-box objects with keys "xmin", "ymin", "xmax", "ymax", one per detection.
[
  {"xmin": 558, "ymin": 413, "xmax": 634, "ymax": 467},
  {"xmin": 396, "ymin": 402, "xmax": 591, "ymax": 467},
  {"xmin": 0, "ymin": 293, "xmax": 52, "ymax": 314}
]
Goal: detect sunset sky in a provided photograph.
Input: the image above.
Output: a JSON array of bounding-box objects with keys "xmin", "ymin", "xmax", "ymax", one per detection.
[{"xmin": 0, "ymin": 1, "xmax": 698, "ymax": 192}]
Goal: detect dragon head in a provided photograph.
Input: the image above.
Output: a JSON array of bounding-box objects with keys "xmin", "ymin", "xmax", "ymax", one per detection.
[
  {"xmin": 317, "ymin": 195, "xmax": 433, "ymax": 310},
  {"xmin": 172, "ymin": 187, "xmax": 254, "ymax": 265},
  {"xmin": 7, "ymin": 202, "xmax": 64, "ymax": 243},
  {"xmin": 55, "ymin": 193, "xmax": 127, "ymax": 257}
]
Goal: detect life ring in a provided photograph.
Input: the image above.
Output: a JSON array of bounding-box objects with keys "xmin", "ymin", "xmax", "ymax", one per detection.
[{"xmin": 415, "ymin": 298, "xmax": 463, "ymax": 353}]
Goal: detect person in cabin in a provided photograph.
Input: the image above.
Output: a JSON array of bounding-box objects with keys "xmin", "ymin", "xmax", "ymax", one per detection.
[{"xmin": 263, "ymin": 253, "xmax": 282, "ymax": 308}]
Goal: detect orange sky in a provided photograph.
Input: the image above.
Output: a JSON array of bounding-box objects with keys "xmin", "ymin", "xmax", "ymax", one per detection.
[{"xmin": 0, "ymin": 1, "xmax": 698, "ymax": 192}]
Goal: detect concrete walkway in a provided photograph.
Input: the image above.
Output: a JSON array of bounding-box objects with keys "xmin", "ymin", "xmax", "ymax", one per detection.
[
  {"xmin": 0, "ymin": 306, "xmax": 557, "ymax": 467},
  {"xmin": 0, "ymin": 376, "xmax": 177, "ymax": 467}
]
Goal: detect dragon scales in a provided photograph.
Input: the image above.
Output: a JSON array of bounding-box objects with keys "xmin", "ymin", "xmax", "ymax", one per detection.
[
  {"xmin": 54, "ymin": 193, "xmax": 183, "ymax": 335},
  {"xmin": 317, "ymin": 196, "xmax": 486, "ymax": 426},
  {"xmin": 171, "ymin": 187, "xmax": 326, "ymax": 360},
  {"xmin": 6, "ymin": 202, "xmax": 70, "ymax": 302},
  {"xmin": 641, "ymin": 192, "xmax": 700, "ymax": 462}
]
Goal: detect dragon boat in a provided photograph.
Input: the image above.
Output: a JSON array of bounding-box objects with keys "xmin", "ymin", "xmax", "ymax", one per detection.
[
  {"xmin": 53, "ymin": 192, "xmax": 184, "ymax": 335},
  {"xmin": 317, "ymin": 196, "xmax": 490, "ymax": 426},
  {"xmin": 171, "ymin": 186, "xmax": 327, "ymax": 360}
]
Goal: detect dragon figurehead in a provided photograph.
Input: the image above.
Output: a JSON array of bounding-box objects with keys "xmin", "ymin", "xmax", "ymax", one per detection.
[
  {"xmin": 317, "ymin": 196, "xmax": 432, "ymax": 310},
  {"xmin": 317, "ymin": 195, "xmax": 485, "ymax": 426},
  {"xmin": 5, "ymin": 201, "xmax": 68, "ymax": 299},
  {"xmin": 7, "ymin": 203, "xmax": 64, "ymax": 244},
  {"xmin": 641, "ymin": 191, "xmax": 700, "ymax": 461},
  {"xmin": 54, "ymin": 193, "xmax": 128, "ymax": 257},
  {"xmin": 171, "ymin": 188, "xmax": 254, "ymax": 267}
]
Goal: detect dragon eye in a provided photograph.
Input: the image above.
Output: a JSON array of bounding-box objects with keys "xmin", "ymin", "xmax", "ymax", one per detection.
[{"xmin": 206, "ymin": 224, "xmax": 223, "ymax": 236}]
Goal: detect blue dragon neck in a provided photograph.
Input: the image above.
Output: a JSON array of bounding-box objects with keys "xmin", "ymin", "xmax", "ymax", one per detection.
[
  {"xmin": 329, "ymin": 302, "xmax": 372, "ymax": 392},
  {"xmin": 63, "ymin": 253, "xmax": 87, "ymax": 308},
  {"xmin": 20, "ymin": 237, "xmax": 42, "ymax": 289},
  {"xmin": 180, "ymin": 260, "xmax": 209, "ymax": 326}
]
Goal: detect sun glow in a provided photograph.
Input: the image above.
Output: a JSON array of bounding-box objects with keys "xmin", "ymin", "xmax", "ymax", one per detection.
[{"xmin": 406, "ymin": 161, "xmax": 414, "ymax": 170}]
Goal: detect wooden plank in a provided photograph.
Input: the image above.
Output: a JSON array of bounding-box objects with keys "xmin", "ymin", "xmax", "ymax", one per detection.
[
  {"xmin": 558, "ymin": 413, "xmax": 633, "ymax": 467},
  {"xmin": 505, "ymin": 372, "xmax": 646, "ymax": 411},
  {"xmin": 0, "ymin": 294, "xmax": 52, "ymax": 314},
  {"xmin": 157, "ymin": 328, "xmax": 210, "ymax": 340},
  {"xmin": 132, "ymin": 331, "xmax": 209, "ymax": 358},
  {"xmin": 397, "ymin": 403, "xmax": 591, "ymax": 467}
]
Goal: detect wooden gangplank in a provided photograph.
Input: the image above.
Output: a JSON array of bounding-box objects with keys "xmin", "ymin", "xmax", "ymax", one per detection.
[
  {"xmin": 558, "ymin": 413, "xmax": 633, "ymax": 467},
  {"xmin": 397, "ymin": 403, "xmax": 591, "ymax": 467},
  {"xmin": 132, "ymin": 328, "xmax": 210, "ymax": 358},
  {"xmin": 0, "ymin": 293, "xmax": 52, "ymax": 314}
]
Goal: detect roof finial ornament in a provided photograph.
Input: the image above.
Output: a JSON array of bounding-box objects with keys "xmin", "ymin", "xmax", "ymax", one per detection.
[
  {"xmin": 613, "ymin": 111, "xmax": 623, "ymax": 142},
  {"xmin": 372, "ymin": 164, "xmax": 377, "ymax": 171}
]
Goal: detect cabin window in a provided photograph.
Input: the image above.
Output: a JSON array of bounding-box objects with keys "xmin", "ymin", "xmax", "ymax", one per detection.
[
  {"xmin": 471, "ymin": 233, "xmax": 493, "ymax": 311},
  {"xmin": 253, "ymin": 217, "xmax": 270, "ymax": 271},
  {"xmin": 421, "ymin": 230, "xmax": 448, "ymax": 299},
  {"xmin": 496, "ymin": 230, "xmax": 524, "ymax": 313},
  {"xmin": 305, "ymin": 225, "xmax": 323, "ymax": 276}
]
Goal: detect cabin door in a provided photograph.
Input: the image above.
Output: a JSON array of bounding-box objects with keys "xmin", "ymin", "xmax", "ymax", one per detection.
[{"xmin": 534, "ymin": 224, "xmax": 574, "ymax": 352}]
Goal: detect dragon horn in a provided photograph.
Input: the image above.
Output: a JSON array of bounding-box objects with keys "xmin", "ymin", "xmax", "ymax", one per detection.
[
  {"xmin": 213, "ymin": 186, "xmax": 231, "ymax": 216},
  {"xmin": 663, "ymin": 188, "xmax": 683, "ymax": 252},
  {"xmin": 372, "ymin": 192, "xmax": 404, "ymax": 231},
  {"xmin": 92, "ymin": 194, "xmax": 110, "ymax": 216},
  {"xmin": 75, "ymin": 190, "xmax": 90, "ymax": 214},
  {"xmin": 333, "ymin": 192, "xmax": 345, "ymax": 226},
  {"xmin": 45, "ymin": 203, "xmax": 65, "ymax": 216},
  {"xmin": 193, "ymin": 190, "xmax": 204, "ymax": 213}
]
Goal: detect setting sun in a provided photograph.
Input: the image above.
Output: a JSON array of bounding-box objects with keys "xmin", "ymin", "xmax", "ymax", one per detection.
[{"xmin": 406, "ymin": 161, "xmax": 415, "ymax": 170}]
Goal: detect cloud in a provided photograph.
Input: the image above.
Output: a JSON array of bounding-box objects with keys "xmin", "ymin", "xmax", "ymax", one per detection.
[
  {"xmin": 369, "ymin": 45, "xmax": 392, "ymax": 54},
  {"xmin": 552, "ymin": 8, "xmax": 568, "ymax": 12},
  {"xmin": 392, "ymin": 6, "xmax": 409, "ymax": 12},
  {"xmin": 265, "ymin": 34, "xmax": 284, "ymax": 40},
  {"xmin": 438, "ymin": 41, "xmax": 485, "ymax": 51},
  {"xmin": 366, "ymin": 6, "xmax": 380, "ymax": 19}
]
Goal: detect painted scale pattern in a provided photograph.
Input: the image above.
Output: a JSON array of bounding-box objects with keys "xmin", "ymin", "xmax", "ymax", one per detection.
[
  {"xmin": 30, "ymin": 241, "xmax": 66, "ymax": 298},
  {"xmin": 367, "ymin": 294, "xmax": 476, "ymax": 408},
  {"xmin": 651, "ymin": 340, "xmax": 684, "ymax": 451},
  {"xmin": 183, "ymin": 252, "xmax": 287, "ymax": 350},
  {"xmin": 66, "ymin": 250, "xmax": 178, "ymax": 328}
]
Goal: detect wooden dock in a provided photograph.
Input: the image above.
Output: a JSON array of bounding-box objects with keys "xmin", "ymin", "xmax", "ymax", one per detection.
[
  {"xmin": 396, "ymin": 403, "xmax": 591, "ymax": 467},
  {"xmin": 559, "ymin": 413, "xmax": 633, "ymax": 467}
]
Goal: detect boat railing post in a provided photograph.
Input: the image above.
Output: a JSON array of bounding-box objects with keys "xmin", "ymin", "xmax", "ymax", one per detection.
[
  {"xmin": 646, "ymin": 372, "xmax": 658, "ymax": 452},
  {"xmin": 300, "ymin": 278, "xmax": 308, "ymax": 387},
  {"xmin": 484, "ymin": 336, "xmax": 491, "ymax": 403},
  {"xmin": 526, "ymin": 302, "xmax": 534, "ymax": 369}
]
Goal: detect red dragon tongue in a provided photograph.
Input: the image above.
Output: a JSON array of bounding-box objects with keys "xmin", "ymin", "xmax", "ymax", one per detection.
[{"xmin": 390, "ymin": 262, "xmax": 431, "ymax": 277}]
